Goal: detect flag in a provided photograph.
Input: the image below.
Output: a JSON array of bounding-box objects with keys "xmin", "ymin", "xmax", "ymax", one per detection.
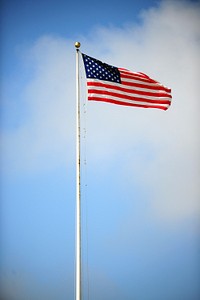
[{"xmin": 82, "ymin": 53, "xmax": 172, "ymax": 110}]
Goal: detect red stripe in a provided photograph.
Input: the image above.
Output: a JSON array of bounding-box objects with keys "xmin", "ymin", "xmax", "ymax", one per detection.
[
  {"xmin": 119, "ymin": 69, "xmax": 167, "ymax": 87},
  {"xmin": 119, "ymin": 69, "xmax": 150, "ymax": 80},
  {"xmin": 88, "ymin": 79, "xmax": 170, "ymax": 93},
  {"xmin": 119, "ymin": 72, "xmax": 171, "ymax": 93},
  {"xmin": 87, "ymin": 82, "xmax": 172, "ymax": 98},
  {"xmin": 88, "ymin": 97, "xmax": 168, "ymax": 110},
  {"xmin": 120, "ymin": 80, "xmax": 171, "ymax": 92},
  {"xmin": 88, "ymin": 89, "xmax": 171, "ymax": 105},
  {"xmin": 120, "ymin": 71, "xmax": 155, "ymax": 83}
]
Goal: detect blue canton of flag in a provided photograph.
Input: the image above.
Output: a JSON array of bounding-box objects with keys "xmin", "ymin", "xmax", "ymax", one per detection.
[{"xmin": 82, "ymin": 54, "xmax": 121, "ymax": 83}]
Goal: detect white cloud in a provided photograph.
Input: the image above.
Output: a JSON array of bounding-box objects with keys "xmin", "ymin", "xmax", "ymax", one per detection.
[
  {"xmin": 84, "ymin": 0, "xmax": 200, "ymax": 221},
  {"xmin": 1, "ymin": 1, "xmax": 200, "ymax": 221}
]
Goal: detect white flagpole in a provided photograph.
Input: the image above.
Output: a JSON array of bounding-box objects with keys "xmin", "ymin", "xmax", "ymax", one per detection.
[{"xmin": 75, "ymin": 41, "xmax": 81, "ymax": 300}]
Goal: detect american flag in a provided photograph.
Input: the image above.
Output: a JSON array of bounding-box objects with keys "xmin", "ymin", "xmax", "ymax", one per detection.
[{"xmin": 82, "ymin": 53, "xmax": 172, "ymax": 110}]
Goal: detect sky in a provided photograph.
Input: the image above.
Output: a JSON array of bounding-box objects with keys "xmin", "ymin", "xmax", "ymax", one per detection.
[{"xmin": 0, "ymin": 0, "xmax": 200, "ymax": 299}]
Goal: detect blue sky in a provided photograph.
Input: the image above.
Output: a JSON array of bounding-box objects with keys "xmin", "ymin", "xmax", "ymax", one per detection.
[{"xmin": 1, "ymin": 0, "xmax": 200, "ymax": 299}]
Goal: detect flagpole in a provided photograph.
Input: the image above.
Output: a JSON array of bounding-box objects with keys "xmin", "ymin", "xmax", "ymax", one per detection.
[{"xmin": 75, "ymin": 41, "xmax": 81, "ymax": 300}]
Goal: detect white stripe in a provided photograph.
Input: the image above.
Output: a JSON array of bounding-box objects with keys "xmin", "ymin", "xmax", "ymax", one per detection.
[
  {"xmin": 119, "ymin": 69, "xmax": 148, "ymax": 77},
  {"xmin": 120, "ymin": 72, "xmax": 152, "ymax": 84},
  {"xmin": 87, "ymin": 78, "xmax": 170, "ymax": 93},
  {"xmin": 88, "ymin": 93, "xmax": 169, "ymax": 108},
  {"xmin": 88, "ymin": 86, "xmax": 171, "ymax": 101},
  {"xmin": 119, "ymin": 70, "xmax": 170, "ymax": 89},
  {"xmin": 88, "ymin": 84, "xmax": 171, "ymax": 98},
  {"xmin": 121, "ymin": 77, "xmax": 169, "ymax": 89}
]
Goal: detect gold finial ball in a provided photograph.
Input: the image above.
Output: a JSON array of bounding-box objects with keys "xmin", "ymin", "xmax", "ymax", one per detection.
[{"xmin": 75, "ymin": 42, "xmax": 81, "ymax": 48}]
